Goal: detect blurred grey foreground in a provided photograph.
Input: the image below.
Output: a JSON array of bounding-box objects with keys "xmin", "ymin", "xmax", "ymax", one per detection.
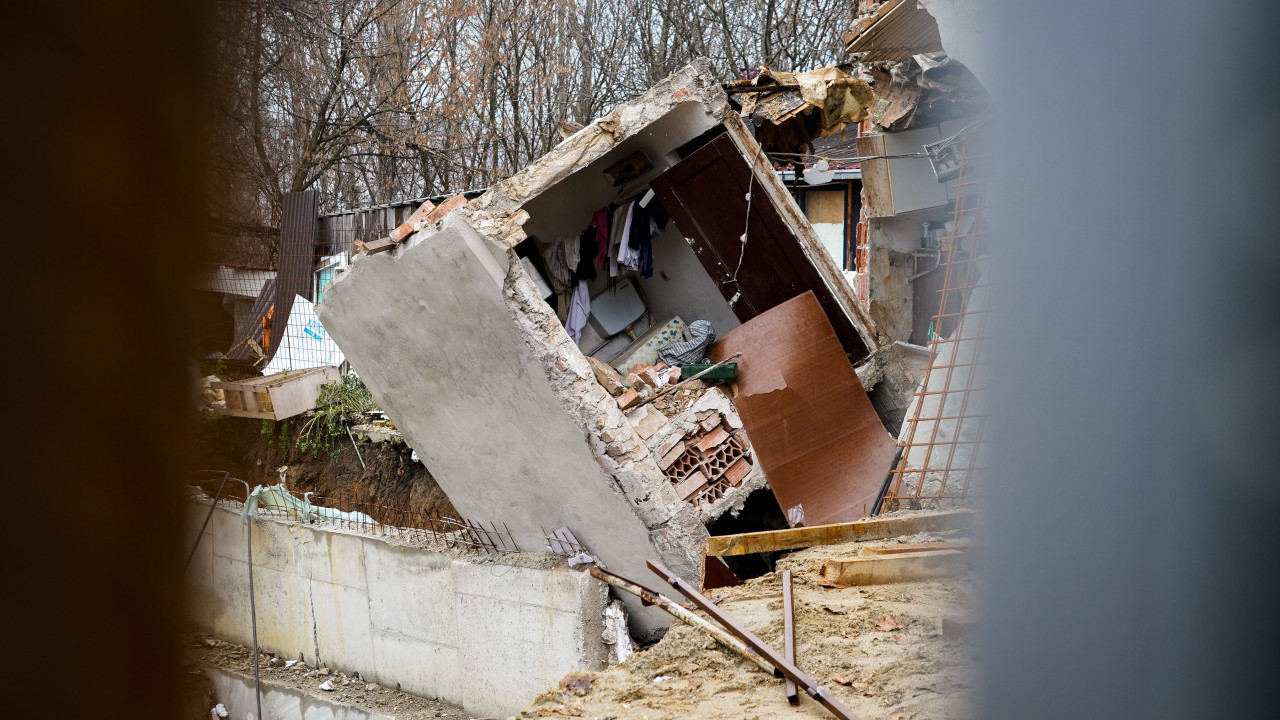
[{"xmin": 983, "ymin": 1, "xmax": 1280, "ymax": 718}]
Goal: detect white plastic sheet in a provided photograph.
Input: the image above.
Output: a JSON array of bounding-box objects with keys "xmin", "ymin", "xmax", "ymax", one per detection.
[{"xmin": 263, "ymin": 295, "xmax": 345, "ymax": 375}]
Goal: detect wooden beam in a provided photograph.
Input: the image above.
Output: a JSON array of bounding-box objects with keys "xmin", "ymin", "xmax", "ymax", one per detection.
[
  {"xmin": 705, "ymin": 509, "xmax": 974, "ymax": 557},
  {"xmin": 782, "ymin": 569, "xmax": 798, "ymax": 705},
  {"xmin": 818, "ymin": 550, "xmax": 967, "ymax": 587},
  {"xmin": 863, "ymin": 540, "xmax": 980, "ymax": 555}
]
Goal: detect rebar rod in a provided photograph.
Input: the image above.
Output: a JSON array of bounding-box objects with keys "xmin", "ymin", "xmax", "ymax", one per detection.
[
  {"xmin": 184, "ymin": 471, "xmax": 230, "ymax": 574},
  {"xmin": 588, "ymin": 566, "xmax": 778, "ymax": 677},
  {"xmin": 647, "ymin": 559, "xmax": 859, "ymax": 720}
]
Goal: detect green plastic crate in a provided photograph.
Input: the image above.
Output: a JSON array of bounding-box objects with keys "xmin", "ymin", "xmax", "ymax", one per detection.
[{"xmin": 679, "ymin": 363, "xmax": 738, "ymax": 381}]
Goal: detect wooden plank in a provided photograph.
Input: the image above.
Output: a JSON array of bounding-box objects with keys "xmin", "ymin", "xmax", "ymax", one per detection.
[
  {"xmin": 706, "ymin": 509, "xmax": 975, "ymax": 557},
  {"xmin": 363, "ymin": 237, "xmax": 396, "ymax": 255},
  {"xmin": 782, "ymin": 569, "xmax": 798, "ymax": 705},
  {"xmin": 214, "ymin": 408, "xmax": 278, "ymax": 420},
  {"xmin": 863, "ymin": 540, "xmax": 979, "ymax": 555},
  {"xmin": 818, "ymin": 549, "xmax": 967, "ymax": 587}
]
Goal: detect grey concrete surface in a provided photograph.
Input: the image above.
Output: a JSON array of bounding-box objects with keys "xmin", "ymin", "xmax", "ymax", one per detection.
[{"xmin": 184, "ymin": 503, "xmax": 608, "ymax": 718}]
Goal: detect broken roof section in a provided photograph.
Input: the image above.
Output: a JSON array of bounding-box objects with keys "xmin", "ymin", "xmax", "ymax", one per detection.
[
  {"xmin": 725, "ymin": 65, "xmax": 876, "ymax": 159},
  {"xmin": 844, "ymin": 0, "xmax": 944, "ymax": 61}
]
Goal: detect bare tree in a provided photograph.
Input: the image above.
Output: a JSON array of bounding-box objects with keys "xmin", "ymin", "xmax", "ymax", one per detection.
[{"xmin": 208, "ymin": 0, "xmax": 856, "ymax": 250}]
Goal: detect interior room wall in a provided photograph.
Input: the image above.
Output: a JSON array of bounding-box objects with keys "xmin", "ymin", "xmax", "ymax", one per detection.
[{"xmin": 634, "ymin": 224, "xmax": 742, "ymax": 338}]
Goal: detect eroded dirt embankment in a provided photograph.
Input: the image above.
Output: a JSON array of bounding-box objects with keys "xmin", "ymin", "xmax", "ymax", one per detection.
[{"xmin": 194, "ymin": 414, "xmax": 458, "ymax": 518}]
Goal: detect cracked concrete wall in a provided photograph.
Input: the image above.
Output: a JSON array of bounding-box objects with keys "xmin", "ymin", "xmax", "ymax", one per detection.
[
  {"xmin": 184, "ymin": 503, "xmax": 608, "ymax": 718},
  {"xmin": 318, "ymin": 212, "xmax": 704, "ymax": 640}
]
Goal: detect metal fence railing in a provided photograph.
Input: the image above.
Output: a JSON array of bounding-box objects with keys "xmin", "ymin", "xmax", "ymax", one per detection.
[{"xmin": 189, "ymin": 471, "xmax": 519, "ymax": 554}]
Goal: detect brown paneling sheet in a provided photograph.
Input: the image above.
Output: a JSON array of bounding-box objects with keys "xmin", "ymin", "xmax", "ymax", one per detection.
[
  {"xmin": 649, "ymin": 133, "xmax": 870, "ymax": 361},
  {"xmin": 709, "ymin": 292, "xmax": 896, "ymax": 527}
]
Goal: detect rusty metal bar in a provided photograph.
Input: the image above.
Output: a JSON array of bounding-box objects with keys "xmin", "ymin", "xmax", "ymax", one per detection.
[
  {"xmin": 647, "ymin": 559, "xmax": 859, "ymax": 720},
  {"xmin": 885, "ymin": 133, "xmax": 988, "ymax": 504},
  {"xmin": 185, "ymin": 470, "xmax": 231, "ymax": 574},
  {"xmin": 782, "ymin": 569, "xmax": 798, "ymax": 705},
  {"xmin": 589, "ymin": 566, "xmax": 778, "ymax": 677}
]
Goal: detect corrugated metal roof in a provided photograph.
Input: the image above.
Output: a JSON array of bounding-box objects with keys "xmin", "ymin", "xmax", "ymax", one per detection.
[
  {"xmin": 271, "ymin": 190, "xmax": 319, "ymax": 363},
  {"xmin": 845, "ymin": 0, "xmax": 944, "ymax": 62}
]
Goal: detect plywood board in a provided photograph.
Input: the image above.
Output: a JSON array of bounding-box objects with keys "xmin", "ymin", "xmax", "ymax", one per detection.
[{"xmin": 708, "ymin": 292, "xmax": 896, "ymax": 527}]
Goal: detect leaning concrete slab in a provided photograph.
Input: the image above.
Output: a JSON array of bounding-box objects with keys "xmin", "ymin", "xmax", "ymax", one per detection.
[{"xmin": 318, "ymin": 212, "xmax": 706, "ymax": 638}]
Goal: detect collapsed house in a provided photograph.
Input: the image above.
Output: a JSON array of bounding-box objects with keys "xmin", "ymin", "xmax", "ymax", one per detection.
[
  {"xmin": 187, "ymin": 6, "xmax": 994, "ymax": 718},
  {"xmin": 317, "ymin": 58, "xmax": 909, "ymax": 639}
]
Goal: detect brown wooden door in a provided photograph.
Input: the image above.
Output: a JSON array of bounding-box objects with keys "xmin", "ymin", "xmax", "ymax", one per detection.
[{"xmin": 649, "ymin": 134, "xmax": 870, "ymax": 361}]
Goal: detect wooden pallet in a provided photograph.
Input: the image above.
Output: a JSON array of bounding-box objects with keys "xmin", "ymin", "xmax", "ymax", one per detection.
[{"xmin": 211, "ymin": 366, "xmax": 340, "ymax": 420}]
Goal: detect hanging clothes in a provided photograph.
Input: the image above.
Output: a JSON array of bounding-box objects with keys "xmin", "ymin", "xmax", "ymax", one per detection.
[
  {"xmin": 577, "ymin": 227, "xmax": 599, "ymax": 282},
  {"xmin": 628, "ymin": 202, "xmax": 654, "ymax": 279},
  {"xmin": 616, "ymin": 202, "xmax": 642, "ymax": 273},
  {"xmin": 565, "ymin": 280, "xmax": 591, "ymax": 344},
  {"xmin": 563, "ymin": 235, "xmax": 581, "ymax": 279},
  {"xmin": 589, "ymin": 208, "xmax": 610, "ymax": 268},
  {"xmin": 542, "ymin": 240, "xmax": 571, "ymax": 287},
  {"xmin": 540, "ymin": 240, "xmax": 573, "ymax": 320},
  {"xmin": 608, "ymin": 203, "xmax": 630, "ymax": 277}
]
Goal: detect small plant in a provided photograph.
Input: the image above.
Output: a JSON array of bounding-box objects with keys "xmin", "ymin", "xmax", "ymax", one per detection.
[{"xmin": 296, "ymin": 374, "xmax": 377, "ymax": 458}]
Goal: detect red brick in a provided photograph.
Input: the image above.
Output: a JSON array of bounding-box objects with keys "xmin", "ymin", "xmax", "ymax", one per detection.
[
  {"xmin": 696, "ymin": 426, "xmax": 730, "ymax": 453},
  {"xmin": 658, "ymin": 442, "xmax": 686, "ymax": 470},
  {"xmin": 639, "ymin": 367, "xmax": 664, "ymax": 388},
  {"xmin": 616, "ymin": 388, "xmax": 641, "ymax": 409},
  {"xmin": 699, "ymin": 414, "xmax": 721, "ymax": 433},
  {"xmin": 674, "ymin": 471, "xmax": 708, "ymax": 500},
  {"xmin": 424, "ymin": 193, "xmax": 468, "ymax": 222},
  {"xmin": 724, "ymin": 458, "xmax": 751, "ymax": 486}
]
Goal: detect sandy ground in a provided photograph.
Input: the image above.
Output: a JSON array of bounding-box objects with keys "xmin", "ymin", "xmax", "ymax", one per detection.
[
  {"xmin": 187, "ymin": 633, "xmax": 473, "ymax": 719},
  {"xmin": 523, "ymin": 532, "xmax": 976, "ymax": 720}
]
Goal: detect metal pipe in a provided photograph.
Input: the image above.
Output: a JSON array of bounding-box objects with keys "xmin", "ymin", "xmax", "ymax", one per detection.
[
  {"xmin": 184, "ymin": 470, "xmax": 230, "ymax": 574},
  {"xmin": 647, "ymin": 559, "xmax": 860, "ymax": 720},
  {"xmin": 588, "ymin": 566, "xmax": 778, "ymax": 677}
]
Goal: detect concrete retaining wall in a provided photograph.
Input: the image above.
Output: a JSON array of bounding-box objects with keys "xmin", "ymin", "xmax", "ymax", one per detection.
[
  {"xmin": 205, "ymin": 667, "xmax": 392, "ymax": 720},
  {"xmin": 185, "ymin": 503, "xmax": 609, "ymax": 718}
]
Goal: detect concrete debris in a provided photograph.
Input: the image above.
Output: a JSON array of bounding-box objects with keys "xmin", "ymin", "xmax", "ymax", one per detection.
[
  {"xmin": 319, "ymin": 679, "xmax": 336, "ymax": 691},
  {"xmin": 211, "ymin": 703, "xmax": 228, "ymax": 719}
]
